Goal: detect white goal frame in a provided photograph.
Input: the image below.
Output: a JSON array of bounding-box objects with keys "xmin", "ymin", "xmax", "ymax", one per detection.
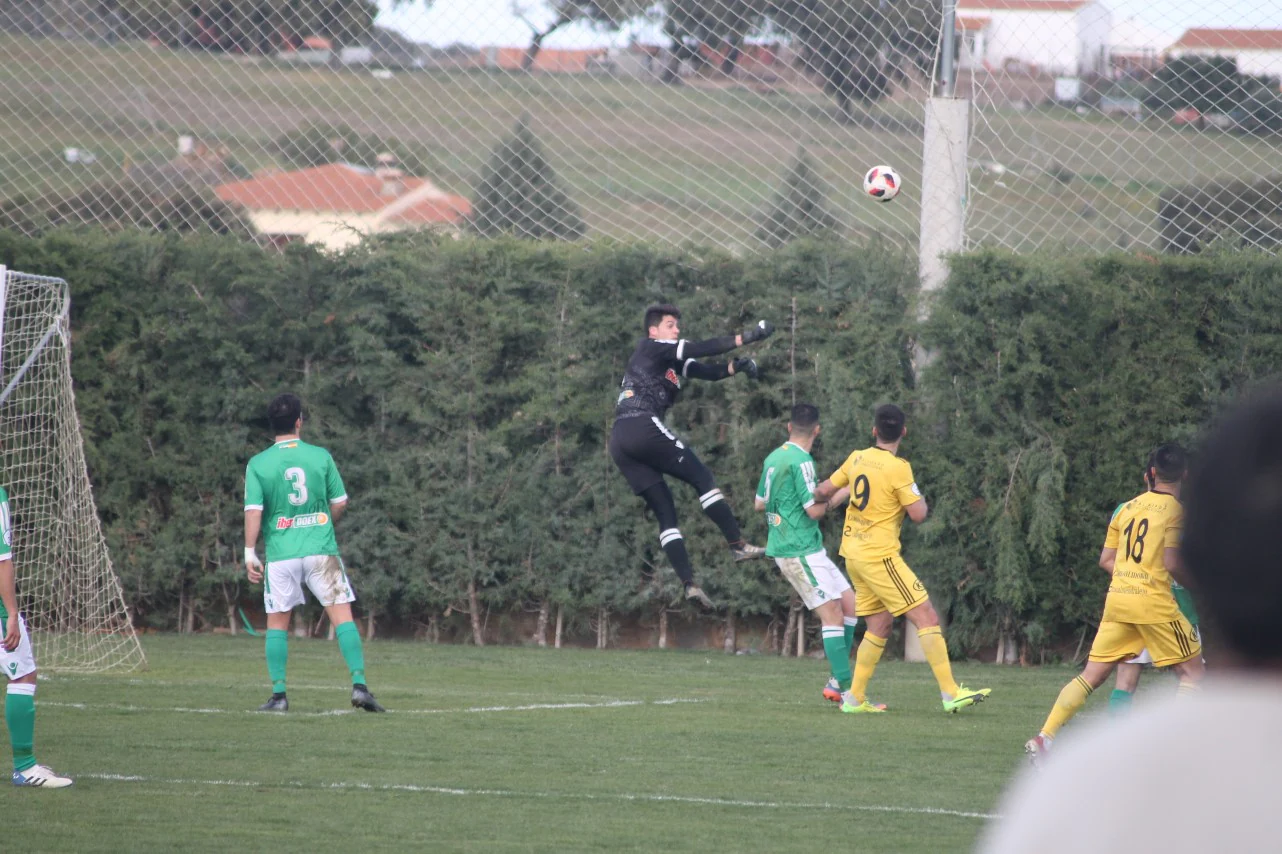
[{"xmin": 0, "ymin": 265, "xmax": 145, "ymax": 672}]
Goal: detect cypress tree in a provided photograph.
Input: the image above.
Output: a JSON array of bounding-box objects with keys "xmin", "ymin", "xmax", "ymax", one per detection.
[
  {"xmin": 471, "ymin": 117, "xmax": 585, "ymax": 240},
  {"xmin": 756, "ymin": 146, "xmax": 841, "ymax": 247}
]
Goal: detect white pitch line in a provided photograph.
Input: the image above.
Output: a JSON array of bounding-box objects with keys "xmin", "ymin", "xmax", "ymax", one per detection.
[
  {"xmin": 42, "ymin": 698, "xmax": 705, "ymax": 717},
  {"xmin": 39, "ymin": 675, "xmax": 621, "ymax": 700},
  {"xmin": 81, "ymin": 773, "xmax": 998, "ymax": 820}
]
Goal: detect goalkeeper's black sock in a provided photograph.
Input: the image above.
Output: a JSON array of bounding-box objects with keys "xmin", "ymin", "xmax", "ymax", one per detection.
[
  {"xmin": 659, "ymin": 530, "xmax": 695, "ymax": 586},
  {"xmin": 701, "ymin": 495, "xmax": 743, "ymax": 545}
]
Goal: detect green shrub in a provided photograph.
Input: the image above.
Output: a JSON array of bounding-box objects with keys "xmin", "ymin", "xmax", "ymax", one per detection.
[{"xmin": 1157, "ymin": 175, "xmax": 1282, "ymax": 253}]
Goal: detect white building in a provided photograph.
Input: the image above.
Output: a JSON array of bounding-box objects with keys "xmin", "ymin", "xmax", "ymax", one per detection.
[
  {"xmin": 1109, "ymin": 17, "xmax": 1172, "ymax": 72},
  {"xmin": 957, "ymin": 0, "xmax": 1112, "ymax": 76},
  {"xmin": 1166, "ymin": 29, "xmax": 1282, "ymax": 79}
]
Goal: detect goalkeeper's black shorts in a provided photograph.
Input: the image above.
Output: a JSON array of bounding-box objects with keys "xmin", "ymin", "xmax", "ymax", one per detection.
[{"xmin": 608, "ymin": 415, "xmax": 716, "ymax": 496}]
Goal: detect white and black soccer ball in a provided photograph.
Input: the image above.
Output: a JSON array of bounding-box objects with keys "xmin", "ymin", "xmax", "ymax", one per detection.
[{"xmin": 863, "ymin": 165, "xmax": 901, "ymax": 202}]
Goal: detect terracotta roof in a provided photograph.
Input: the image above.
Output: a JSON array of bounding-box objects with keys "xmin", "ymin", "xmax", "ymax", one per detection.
[
  {"xmin": 956, "ymin": 15, "xmax": 991, "ymax": 31},
  {"xmin": 1169, "ymin": 28, "xmax": 1282, "ymax": 51},
  {"xmin": 958, "ymin": 0, "xmax": 1090, "ymax": 10},
  {"xmin": 384, "ymin": 197, "xmax": 473, "ymax": 225},
  {"xmin": 214, "ymin": 163, "xmax": 470, "ymax": 225}
]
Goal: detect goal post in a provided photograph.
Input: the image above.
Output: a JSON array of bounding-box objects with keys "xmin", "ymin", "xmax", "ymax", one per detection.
[{"xmin": 0, "ymin": 265, "xmax": 145, "ymax": 672}]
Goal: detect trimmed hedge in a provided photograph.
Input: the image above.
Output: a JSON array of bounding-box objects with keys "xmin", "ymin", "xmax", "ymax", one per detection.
[{"xmin": 2, "ymin": 228, "xmax": 1279, "ymax": 655}]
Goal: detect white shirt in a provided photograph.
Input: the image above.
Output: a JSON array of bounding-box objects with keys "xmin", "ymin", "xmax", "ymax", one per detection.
[{"xmin": 982, "ymin": 676, "xmax": 1282, "ymax": 853}]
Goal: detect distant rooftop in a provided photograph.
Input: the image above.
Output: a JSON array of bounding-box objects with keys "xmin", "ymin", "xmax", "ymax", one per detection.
[{"xmin": 214, "ymin": 163, "xmax": 471, "ymax": 226}]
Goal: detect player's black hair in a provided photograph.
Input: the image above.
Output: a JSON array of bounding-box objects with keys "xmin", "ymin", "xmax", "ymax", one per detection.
[
  {"xmin": 790, "ymin": 403, "xmax": 820, "ymax": 432},
  {"xmin": 268, "ymin": 392, "xmax": 302, "ymax": 434},
  {"xmin": 873, "ymin": 404, "xmax": 906, "ymax": 442},
  {"xmin": 1182, "ymin": 384, "xmax": 1282, "ymax": 665},
  {"xmin": 643, "ymin": 304, "xmax": 680, "ymax": 334},
  {"xmin": 1146, "ymin": 442, "xmax": 1188, "ymax": 487}
]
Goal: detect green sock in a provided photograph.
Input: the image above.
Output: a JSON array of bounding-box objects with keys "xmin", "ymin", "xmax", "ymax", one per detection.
[
  {"xmin": 6, "ymin": 685, "xmax": 37, "ymax": 772},
  {"xmin": 843, "ymin": 617, "xmax": 858, "ymax": 655},
  {"xmin": 266, "ymin": 629, "xmax": 288, "ymax": 694},
  {"xmin": 1109, "ymin": 688, "xmax": 1134, "ymax": 714},
  {"xmin": 821, "ymin": 626, "xmax": 853, "ymax": 691},
  {"xmin": 335, "ymin": 621, "xmax": 366, "ymax": 685}
]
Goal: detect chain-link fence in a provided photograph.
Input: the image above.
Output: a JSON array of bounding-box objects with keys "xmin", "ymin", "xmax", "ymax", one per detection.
[{"xmin": 1, "ymin": 1, "xmax": 1278, "ymax": 254}]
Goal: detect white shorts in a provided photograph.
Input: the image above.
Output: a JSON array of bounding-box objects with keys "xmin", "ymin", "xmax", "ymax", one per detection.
[
  {"xmin": 264, "ymin": 555, "xmax": 356, "ymax": 614},
  {"xmin": 773, "ymin": 551, "xmax": 851, "ymax": 611},
  {"xmin": 1125, "ymin": 648, "xmax": 1153, "ymax": 665},
  {"xmin": 0, "ymin": 614, "xmax": 36, "ymax": 680}
]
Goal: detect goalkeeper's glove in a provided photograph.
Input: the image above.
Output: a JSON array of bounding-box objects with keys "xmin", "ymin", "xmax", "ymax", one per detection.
[
  {"xmin": 732, "ymin": 357, "xmax": 760, "ymax": 379},
  {"xmin": 741, "ymin": 320, "xmax": 775, "ymax": 344}
]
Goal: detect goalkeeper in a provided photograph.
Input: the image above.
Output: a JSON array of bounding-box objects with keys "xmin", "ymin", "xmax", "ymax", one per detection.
[
  {"xmin": 244, "ymin": 393, "xmax": 385, "ymax": 713},
  {"xmin": 609, "ymin": 304, "xmax": 773, "ymax": 611}
]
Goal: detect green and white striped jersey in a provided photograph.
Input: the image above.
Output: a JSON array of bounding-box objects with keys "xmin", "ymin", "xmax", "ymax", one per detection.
[{"xmin": 757, "ymin": 442, "xmax": 825, "ymax": 558}]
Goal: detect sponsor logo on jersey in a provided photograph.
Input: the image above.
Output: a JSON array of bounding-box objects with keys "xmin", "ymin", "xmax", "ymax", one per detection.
[
  {"xmin": 276, "ymin": 512, "xmax": 330, "ymax": 530},
  {"xmin": 617, "ymin": 389, "xmax": 635, "ymax": 404},
  {"xmin": 910, "ymin": 482, "xmax": 921, "ymax": 496},
  {"xmin": 663, "ymin": 368, "xmax": 682, "ymax": 388}
]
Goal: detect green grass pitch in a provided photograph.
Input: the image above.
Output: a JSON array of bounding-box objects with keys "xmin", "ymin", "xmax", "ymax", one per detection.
[{"xmin": 7, "ymin": 635, "xmax": 1153, "ymax": 851}]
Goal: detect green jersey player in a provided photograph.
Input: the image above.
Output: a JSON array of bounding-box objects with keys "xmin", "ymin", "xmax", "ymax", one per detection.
[
  {"xmin": 754, "ymin": 404, "xmax": 877, "ymax": 710},
  {"xmin": 0, "ymin": 486, "xmax": 72, "ymax": 787},
  {"xmin": 244, "ymin": 393, "xmax": 384, "ymax": 713}
]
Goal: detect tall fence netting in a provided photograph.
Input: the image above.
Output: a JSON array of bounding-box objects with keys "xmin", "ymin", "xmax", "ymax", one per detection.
[{"xmin": 0, "ymin": 1, "xmax": 1278, "ymax": 254}]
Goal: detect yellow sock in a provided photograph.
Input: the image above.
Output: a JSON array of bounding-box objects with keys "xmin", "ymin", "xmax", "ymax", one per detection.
[
  {"xmin": 1176, "ymin": 680, "xmax": 1202, "ymax": 698},
  {"xmin": 1041, "ymin": 675, "xmax": 1094, "ymax": 738},
  {"xmin": 917, "ymin": 626, "xmax": 959, "ymax": 697},
  {"xmin": 851, "ymin": 633, "xmax": 887, "ymax": 702}
]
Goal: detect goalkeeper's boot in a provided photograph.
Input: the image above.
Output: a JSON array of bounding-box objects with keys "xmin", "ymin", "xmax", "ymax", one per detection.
[
  {"xmin": 258, "ymin": 693, "xmax": 288, "ymax": 713},
  {"xmin": 942, "ymin": 684, "xmax": 992, "ymax": 714},
  {"xmin": 12, "ymin": 764, "xmax": 73, "ymax": 788},
  {"xmin": 1024, "ymin": 733, "xmax": 1052, "ymax": 768},
  {"xmin": 840, "ymin": 692, "xmax": 888, "ymax": 714},
  {"xmin": 729, "ymin": 541, "xmax": 766, "ymax": 562},
  {"xmin": 684, "ymin": 584, "xmax": 716, "ymax": 613},
  {"xmin": 823, "ymin": 677, "xmax": 843, "ymax": 704},
  {"xmin": 351, "ymin": 684, "xmax": 386, "ymax": 713}
]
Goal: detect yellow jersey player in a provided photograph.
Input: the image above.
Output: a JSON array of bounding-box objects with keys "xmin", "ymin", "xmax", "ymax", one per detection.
[
  {"xmin": 1025, "ymin": 443, "xmax": 1204, "ymax": 763},
  {"xmin": 813, "ymin": 404, "xmax": 990, "ymax": 714}
]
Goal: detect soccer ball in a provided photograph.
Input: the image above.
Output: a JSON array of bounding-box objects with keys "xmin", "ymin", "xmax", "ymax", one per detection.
[{"xmin": 863, "ymin": 165, "xmax": 901, "ymax": 202}]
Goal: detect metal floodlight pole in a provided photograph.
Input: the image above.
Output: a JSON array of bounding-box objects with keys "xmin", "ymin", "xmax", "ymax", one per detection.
[{"xmin": 941, "ymin": 0, "xmax": 957, "ymax": 97}]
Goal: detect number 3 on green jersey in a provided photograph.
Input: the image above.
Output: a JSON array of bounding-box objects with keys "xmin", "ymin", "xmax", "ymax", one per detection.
[{"xmin": 245, "ymin": 440, "xmax": 347, "ymax": 562}]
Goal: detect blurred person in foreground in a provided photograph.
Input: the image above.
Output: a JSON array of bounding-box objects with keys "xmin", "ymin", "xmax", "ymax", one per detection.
[{"xmin": 982, "ymin": 384, "xmax": 1282, "ymax": 853}]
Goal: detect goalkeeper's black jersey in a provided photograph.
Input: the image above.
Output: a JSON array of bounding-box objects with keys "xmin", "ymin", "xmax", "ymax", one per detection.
[{"xmin": 613, "ymin": 336, "xmax": 738, "ymax": 421}]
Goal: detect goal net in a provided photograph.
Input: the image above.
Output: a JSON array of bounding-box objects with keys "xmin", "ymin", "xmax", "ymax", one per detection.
[{"xmin": 0, "ymin": 266, "xmax": 145, "ymax": 673}]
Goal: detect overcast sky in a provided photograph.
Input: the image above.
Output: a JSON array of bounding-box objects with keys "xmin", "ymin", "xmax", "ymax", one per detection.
[{"xmin": 376, "ymin": 0, "xmax": 1282, "ymax": 49}]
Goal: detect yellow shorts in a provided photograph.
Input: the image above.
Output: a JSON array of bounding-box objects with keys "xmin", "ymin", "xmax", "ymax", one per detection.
[
  {"xmin": 843, "ymin": 555, "xmax": 928, "ymax": 618},
  {"xmin": 1088, "ymin": 616, "xmax": 1201, "ymax": 667}
]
